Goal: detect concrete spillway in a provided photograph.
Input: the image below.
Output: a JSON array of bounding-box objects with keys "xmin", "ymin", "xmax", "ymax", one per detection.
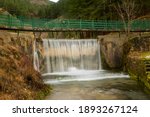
[{"xmin": 34, "ymin": 39, "xmax": 101, "ymax": 74}]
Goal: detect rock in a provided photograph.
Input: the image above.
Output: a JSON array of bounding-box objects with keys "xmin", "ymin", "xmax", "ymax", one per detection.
[
  {"xmin": 126, "ymin": 35, "xmax": 150, "ymax": 92},
  {"xmin": 126, "ymin": 52, "xmax": 150, "ymax": 91},
  {"xmin": 98, "ymin": 33, "xmax": 125, "ymax": 68}
]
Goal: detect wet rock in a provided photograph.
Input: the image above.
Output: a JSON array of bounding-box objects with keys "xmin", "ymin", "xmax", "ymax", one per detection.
[
  {"xmin": 98, "ymin": 33, "xmax": 125, "ymax": 68},
  {"xmin": 126, "ymin": 35, "xmax": 150, "ymax": 91},
  {"xmin": 126, "ymin": 51, "xmax": 150, "ymax": 91}
]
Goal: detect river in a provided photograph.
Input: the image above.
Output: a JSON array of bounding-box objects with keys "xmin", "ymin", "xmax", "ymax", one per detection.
[
  {"xmin": 43, "ymin": 69, "xmax": 150, "ymax": 100},
  {"xmin": 34, "ymin": 39, "xmax": 150, "ymax": 100}
]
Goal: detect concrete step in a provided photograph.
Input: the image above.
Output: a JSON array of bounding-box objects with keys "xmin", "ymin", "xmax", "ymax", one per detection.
[
  {"xmin": 144, "ymin": 60, "xmax": 150, "ymax": 75},
  {"xmin": 144, "ymin": 61, "xmax": 150, "ymax": 64}
]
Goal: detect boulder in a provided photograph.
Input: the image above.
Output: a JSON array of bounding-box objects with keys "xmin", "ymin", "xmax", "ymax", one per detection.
[{"xmin": 98, "ymin": 33, "xmax": 126, "ymax": 69}]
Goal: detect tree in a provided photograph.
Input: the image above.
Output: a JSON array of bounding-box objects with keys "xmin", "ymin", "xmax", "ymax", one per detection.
[
  {"xmin": 57, "ymin": 0, "xmax": 113, "ymax": 20},
  {"xmin": 114, "ymin": 0, "xmax": 140, "ymax": 37}
]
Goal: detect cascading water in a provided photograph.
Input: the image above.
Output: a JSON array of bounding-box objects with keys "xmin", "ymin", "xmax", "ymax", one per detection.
[
  {"xmin": 33, "ymin": 39, "xmax": 150, "ymax": 100},
  {"xmin": 33, "ymin": 41, "xmax": 40, "ymax": 72},
  {"xmin": 35, "ymin": 39, "xmax": 101, "ymax": 74},
  {"xmin": 33, "ymin": 39, "xmax": 129, "ymax": 83}
]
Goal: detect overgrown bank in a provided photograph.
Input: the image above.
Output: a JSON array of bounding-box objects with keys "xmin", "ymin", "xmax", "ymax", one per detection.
[
  {"xmin": 0, "ymin": 31, "xmax": 51, "ymax": 99},
  {"xmin": 99, "ymin": 33, "xmax": 150, "ymax": 92},
  {"xmin": 125, "ymin": 35, "xmax": 150, "ymax": 92}
]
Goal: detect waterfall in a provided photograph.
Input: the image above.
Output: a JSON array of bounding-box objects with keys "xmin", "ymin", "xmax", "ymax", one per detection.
[
  {"xmin": 34, "ymin": 39, "xmax": 101, "ymax": 74},
  {"xmin": 33, "ymin": 41, "xmax": 40, "ymax": 72}
]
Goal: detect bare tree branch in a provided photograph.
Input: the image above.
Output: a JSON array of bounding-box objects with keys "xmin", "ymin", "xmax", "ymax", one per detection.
[{"xmin": 113, "ymin": 0, "xmax": 140, "ymax": 38}]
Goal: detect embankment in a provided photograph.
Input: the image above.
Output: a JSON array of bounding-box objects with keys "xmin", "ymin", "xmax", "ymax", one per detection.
[
  {"xmin": 0, "ymin": 31, "xmax": 50, "ymax": 99},
  {"xmin": 98, "ymin": 32, "xmax": 150, "ymax": 91},
  {"xmin": 125, "ymin": 35, "xmax": 150, "ymax": 92}
]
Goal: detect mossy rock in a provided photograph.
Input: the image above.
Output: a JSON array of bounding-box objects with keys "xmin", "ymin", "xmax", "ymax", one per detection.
[{"xmin": 126, "ymin": 51, "xmax": 150, "ymax": 92}]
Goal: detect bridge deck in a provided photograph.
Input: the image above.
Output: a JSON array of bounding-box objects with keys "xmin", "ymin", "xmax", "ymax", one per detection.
[
  {"xmin": 0, "ymin": 14, "xmax": 150, "ymax": 32},
  {"xmin": 1, "ymin": 27, "xmax": 150, "ymax": 32}
]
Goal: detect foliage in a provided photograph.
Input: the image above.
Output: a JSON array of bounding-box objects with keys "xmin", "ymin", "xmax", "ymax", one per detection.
[
  {"xmin": 38, "ymin": 3, "xmax": 61, "ymax": 18},
  {"xmin": 0, "ymin": 0, "xmax": 32, "ymax": 16},
  {"xmin": 57, "ymin": 0, "xmax": 116, "ymax": 20},
  {"xmin": 57, "ymin": 0, "xmax": 150, "ymax": 20},
  {"xmin": 113, "ymin": 0, "xmax": 140, "ymax": 36},
  {"xmin": 141, "ymin": 0, "xmax": 150, "ymax": 16},
  {"xmin": 0, "ymin": 0, "xmax": 149, "ymax": 19},
  {"xmin": 0, "ymin": 0, "xmax": 55, "ymax": 18}
]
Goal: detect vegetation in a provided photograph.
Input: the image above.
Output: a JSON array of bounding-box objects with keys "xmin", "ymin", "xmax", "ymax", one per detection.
[
  {"xmin": 0, "ymin": 0, "xmax": 149, "ymax": 20},
  {"xmin": 57, "ymin": 0, "xmax": 117, "ymax": 20},
  {"xmin": 57, "ymin": 0, "xmax": 150, "ymax": 20},
  {"xmin": 0, "ymin": 0, "xmax": 32, "ymax": 16},
  {"xmin": 0, "ymin": 31, "xmax": 51, "ymax": 100},
  {"xmin": 0, "ymin": 0, "xmax": 55, "ymax": 18},
  {"xmin": 62, "ymin": 0, "xmax": 147, "ymax": 20},
  {"xmin": 114, "ymin": 0, "xmax": 140, "ymax": 36}
]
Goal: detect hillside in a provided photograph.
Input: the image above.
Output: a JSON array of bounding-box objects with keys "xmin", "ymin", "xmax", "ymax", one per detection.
[
  {"xmin": 0, "ymin": 31, "xmax": 51, "ymax": 99},
  {"xmin": 29, "ymin": 0, "xmax": 52, "ymax": 5},
  {"xmin": 0, "ymin": 0, "xmax": 149, "ymax": 19},
  {"xmin": 57, "ymin": 0, "xmax": 150, "ymax": 20},
  {"xmin": 0, "ymin": 0, "xmax": 54, "ymax": 17}
]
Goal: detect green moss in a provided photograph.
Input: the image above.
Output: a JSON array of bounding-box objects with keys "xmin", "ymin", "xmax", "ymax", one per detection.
[
  {"xmin": 141, "ymin": 52, "xmax": 150, "ymax": 60},
  {"xmin": 128, "ymin": 70, "xmax": 138, "ymax": 80},
  {"xmin": 124, "ymin": 34, "xmax": 150, "ymax": 94},
  {"xmin": 126, "ymin": 52, "xmax": 150, "ymax": 94},
  {"xmin": 36, "ymin": 85, "xmax": 52, "ymax": 100}
]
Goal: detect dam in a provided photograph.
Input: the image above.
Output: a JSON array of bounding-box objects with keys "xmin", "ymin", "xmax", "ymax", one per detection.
[{"xmin": 33, "ymin": 39, "xmax": 150, "ymax": 100}]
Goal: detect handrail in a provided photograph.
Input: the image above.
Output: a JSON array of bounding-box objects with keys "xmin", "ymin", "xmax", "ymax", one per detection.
[{"xmin": 0, "ymin": 14, "xmax": 150, "ymax": 31}]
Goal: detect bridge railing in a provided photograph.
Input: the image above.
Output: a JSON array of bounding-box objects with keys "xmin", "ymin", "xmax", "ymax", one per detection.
[
  {"xmin": 40, "ymin": 19, "xmax": 125, "ymax": 31},
  {"xmin": 131, "ymin": 20, "xmax": 150, "ymax": 31},
  {"xmin": 0, "ymin": 14, "xmax": 150, "ymax": 31}
]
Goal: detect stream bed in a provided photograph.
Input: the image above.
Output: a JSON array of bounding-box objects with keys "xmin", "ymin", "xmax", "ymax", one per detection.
[{"xmin": 43, "ymin": 70, "xmax": 150, "ymax": 100}]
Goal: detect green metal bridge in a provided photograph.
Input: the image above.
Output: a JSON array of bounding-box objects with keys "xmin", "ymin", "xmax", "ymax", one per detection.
[{"xmin": 0, "ymin": 14, "xmax": 150, "ymax": 32}]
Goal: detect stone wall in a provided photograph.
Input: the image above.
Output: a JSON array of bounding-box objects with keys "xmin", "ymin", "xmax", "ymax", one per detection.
[
  {"xmin": 98, "ymin": 33, "xmax": 126, "ymax": 69},
  {"xmin": 126, "ymin": 35, "xmax": 150, "ymax": 91},
  {"xmin": 98, "ymin": 33, "xmax": 150, "ymax": 91}
]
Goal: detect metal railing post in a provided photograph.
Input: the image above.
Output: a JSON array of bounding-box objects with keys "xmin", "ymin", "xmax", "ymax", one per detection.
[
  {"xmin": 80, "ymin": 19, "xmax": 82, "ymax": 29},
  {"xmin": 92, "ymin": 20, "xmax": 94, "ymax": 29},
  {"xmin": 8, "ymin": 15, "xmax": 12, "ymax": 28},
  {"xmin": 0, "ymin": 14, "xmax": 150, "ymax": 32}
]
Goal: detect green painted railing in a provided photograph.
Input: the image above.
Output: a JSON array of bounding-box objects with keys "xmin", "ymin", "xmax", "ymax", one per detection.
[{"xmin": 0, "ymin": 14, "xmax": 150, "ymax": 31}]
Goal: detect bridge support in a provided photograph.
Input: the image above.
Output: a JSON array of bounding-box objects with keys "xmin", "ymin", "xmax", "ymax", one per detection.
[
  {"xmin": 33, "ymin": 32, "xmax": 42, "ymax": 42},
  {"xmin": 32, "ymin": 30, "xmax": 118, "ymax": 39},
  {"xmin": 17, "ymin": 30, "xmax": 20, "ymax": 39}
]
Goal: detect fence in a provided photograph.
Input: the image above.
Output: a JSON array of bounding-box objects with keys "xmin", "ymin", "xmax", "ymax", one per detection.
[{"xmin": 0, "ymin": 14, "xmax": 150, "ymax": 31}]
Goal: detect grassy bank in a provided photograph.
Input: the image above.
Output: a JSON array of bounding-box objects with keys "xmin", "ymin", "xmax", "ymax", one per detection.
[{"xmin": 0, "ymin": 31, "xmax": 51, "ymax": 100}]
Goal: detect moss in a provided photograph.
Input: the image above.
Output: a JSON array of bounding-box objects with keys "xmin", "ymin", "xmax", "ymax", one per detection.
[
  {"xmin": 128, "ymin": 70, "xmax": 138, "ymax": 80},
  {"xmin": 141, "ymin": 52, "xmax": 150, "ymax": 60},
  {"xmin": 139, "ymin": 77, "xmax": 150, "ymax": 95},
  {"xmin": 126, "ymin": 51, "xmax": 150, "ymax": 93},
  {"xmin": 36, "ymin": 85, "xmax": 52, "ymax": 100}
]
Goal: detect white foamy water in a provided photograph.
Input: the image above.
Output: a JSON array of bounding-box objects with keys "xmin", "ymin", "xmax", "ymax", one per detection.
[
  {"xmin": 33, "ymin": 39, "xmax": 129, "ymax": 84},
  {"xmin": 34, "ymin": 39, "xmax": 101, "ymax": 73},
  {"xmin": 33, "ymin": 39, "xmax": 149, "ymax": 100},
  {"xmin": 43, "ymin": 69, "xmax": 129, "ymax": 84}
]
